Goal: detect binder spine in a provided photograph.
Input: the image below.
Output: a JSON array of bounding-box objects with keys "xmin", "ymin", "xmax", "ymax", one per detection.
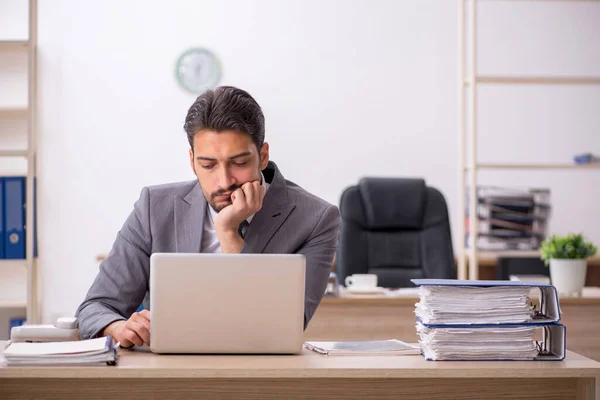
[
  {"xmin": 4, "ymin": 177, "xmax": 25, "ymax": 259},
  {"xmin": 0, "ymin": 178, "xmax": 4, "ymax": 259}
]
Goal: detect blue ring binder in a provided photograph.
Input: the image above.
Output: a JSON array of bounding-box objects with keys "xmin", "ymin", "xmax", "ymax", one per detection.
[{"xmin": 412, "ymin": 279, "xmax": 566, "ymax": 361}]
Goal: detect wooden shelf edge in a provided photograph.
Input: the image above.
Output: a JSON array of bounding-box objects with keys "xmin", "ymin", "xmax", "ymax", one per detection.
[
  {"xmin": 462, "ymin": 250, "xmax": 541, "ymax": 258},
  {"xmin": 460, "ymin": 250, "xmax": 600, "ymax": 266},
  {"xmin": 0, "ymin": 150, "xmax": 28, "ymax": 158},
  {"xmin": 0, "ymin": 259, "xmax": 28, "ymax": 265},
  {"xmin": 0, "ymin": 40, "xmax": 28, "ymax": 49},
  {"xmin": 464, "ymin": 76, "xmax": 600, "ymax": 85},
  {"xmin": 464, "ymin": 163, "xmax": 600, "ymax": 170},
  {"xmin": 0, "ymin": 301, "xmax": 27, "ymax": 309},
  {"xmin": 0, "ymin": 107, "xmax": 28, "ymax": 118}
]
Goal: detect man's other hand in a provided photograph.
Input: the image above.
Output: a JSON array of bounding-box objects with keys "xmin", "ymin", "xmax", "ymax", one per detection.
[{"xmin": 103, "ymin": 310, "xmax": 151, "ymax": 348}]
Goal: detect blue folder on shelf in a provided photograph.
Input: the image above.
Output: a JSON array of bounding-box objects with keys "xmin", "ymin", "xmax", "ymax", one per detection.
[
  {"xmin": 4, "ymin": 177, "xmax": 26, "ymax": 259},
  {"xmin": 412, "ymin": 279, "xmax": 566, "ymax": 361}
]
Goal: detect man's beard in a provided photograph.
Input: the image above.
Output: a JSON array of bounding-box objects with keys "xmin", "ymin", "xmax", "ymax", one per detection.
[
  {"xmin": 208, "ymin": 184, "xmax": 241, "ymax": 213},
  {"xmin": 198, "ymin": 161, "xmax": 263, "ymax": 213}
]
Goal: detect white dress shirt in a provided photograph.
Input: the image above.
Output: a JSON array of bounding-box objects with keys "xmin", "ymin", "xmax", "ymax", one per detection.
[{"xmin": 200, "ymin": 173, "xmax": 270, "ymax": 253}]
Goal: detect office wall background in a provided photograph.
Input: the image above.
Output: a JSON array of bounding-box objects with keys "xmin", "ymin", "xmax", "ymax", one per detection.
[{"xmin": 1, "ymin": 0, "xmax": 599, "ymax": 322}]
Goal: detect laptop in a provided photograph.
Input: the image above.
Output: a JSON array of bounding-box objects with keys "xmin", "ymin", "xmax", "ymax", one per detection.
[{"xmin": 149, "ymin": 253, "xmax": 306, "ymax": 354}]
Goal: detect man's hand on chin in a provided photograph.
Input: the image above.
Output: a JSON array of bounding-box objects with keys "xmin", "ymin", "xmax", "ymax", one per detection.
[{"xmin": 214, "ymin": 180, "xmax": 265, "ymax": 253}]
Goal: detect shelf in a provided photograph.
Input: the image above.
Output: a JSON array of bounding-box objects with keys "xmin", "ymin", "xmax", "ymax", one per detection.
[
  {"xmin": 0, "ymin": 301, "xmax": 27, "ymax": 309},
  {"xmin": 480, "ymin": 0, "xmax": 600, "ymax": 3},
  {"xmin": 0, "ymin": 150, "xmax": 27, "ymax": 158},
  {"xmin": 0, "ymin": 40, "xmax": 28, "ymax": 50},
  {"xmin": 0, "ymin": 260, "xmax": 27, "ymax": 268},
  {"xmin": 464, "ymin": 250, "xmax": 541, "ymax": 259},
  {"xmin": 465, "ymin": 163, "xmax": 600, "ymax": 170},
  {"xmin": 458, "ymin": 0, "xmax": 600, "ymax": 281},
  {"xmin": 0, "ymin": 107, "xmax": 28, "ymax": 118},
  {"xmin": 465, "ymin": 76, "xmax": 600, "ymax": 85}
]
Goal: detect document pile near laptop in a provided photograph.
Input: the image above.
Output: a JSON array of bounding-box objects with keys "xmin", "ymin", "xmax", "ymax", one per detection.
[
  {"xmin": 2, "ymin": 337, "xmax": 117, "ymax": 366},
  {"xmin": 412, "ymin": 279, "xmax": 566, "ymax": 361}
]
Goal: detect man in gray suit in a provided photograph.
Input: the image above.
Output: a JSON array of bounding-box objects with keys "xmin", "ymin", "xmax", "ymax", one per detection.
[{"xmin": 75, "ymin": 86, "xmax": 341, "ymax": 347}]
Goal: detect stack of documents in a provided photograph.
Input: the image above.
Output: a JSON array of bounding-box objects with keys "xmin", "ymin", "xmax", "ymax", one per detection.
[
  {"xmin": 2, "ymin": 337, "xmax": 117, "ymax": 366},
  {"xmin": 304, "ymin": 339, "xmax": 421, "ymax": 356},
  {"xmin": 415, "ymin": 285, "xmax": 534, "ymax": 325},
  {"xmin": 417, "ymin": 325, "xmax": 539, "ymax": 361},
  {"xmin": 412, "ymin": 279, "xmax": 566, "ymax": 361}
]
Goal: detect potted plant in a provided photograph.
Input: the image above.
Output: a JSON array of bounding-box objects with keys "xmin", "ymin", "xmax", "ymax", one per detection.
[{"xmin": 540, "ymin": 233, "xmax": 597, "ymax": 296}]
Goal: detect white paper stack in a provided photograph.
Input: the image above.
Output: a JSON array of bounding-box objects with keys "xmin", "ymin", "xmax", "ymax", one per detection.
[
  {"xmin": 417, "ymin": 324, "xmax": 539, "ymax": 361},
  {"xmin": 2, "ymin": 337, "xmax": 117, "ymax": 366},
  {"xmin": 415, "ymin": 285, "xmax": 534, "ymax": 325}
]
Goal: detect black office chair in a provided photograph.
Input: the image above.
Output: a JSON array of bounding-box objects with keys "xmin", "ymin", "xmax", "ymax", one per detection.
[{"xmin": 335, "ymin": 177, "xmax": 456, "ymax": 288}]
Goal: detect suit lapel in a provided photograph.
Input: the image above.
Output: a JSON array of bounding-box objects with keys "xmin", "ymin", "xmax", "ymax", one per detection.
[
  {"xmin": 243, "ymin": 202, "xmax": 296, "ymax": 254},
  {"xmin": 243, "ymin": 162, "xmax": 296, "ymax": 253},
  {"xmin": 174, "ymin": 183, "xmax": 206, "ymax": 253}
]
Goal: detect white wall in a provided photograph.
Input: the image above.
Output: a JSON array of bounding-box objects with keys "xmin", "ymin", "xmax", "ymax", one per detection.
[
  {"xmin": 2, "ymin": 0, "xmax": 599, "ymax": 322},
  {"xmin": 0, "ymin": 0, "xmax": 28, "ymax": 40}
]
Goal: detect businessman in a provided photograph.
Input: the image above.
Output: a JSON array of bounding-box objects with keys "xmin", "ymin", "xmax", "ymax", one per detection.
[{"xmin": 75, "ymin": 86, "xmax": 341, "ymax": 347}]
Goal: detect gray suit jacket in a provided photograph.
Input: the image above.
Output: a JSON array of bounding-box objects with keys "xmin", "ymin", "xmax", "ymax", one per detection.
[{"xmin": 75, "ymin": 161, "xmax": 341, "ymax": 339}]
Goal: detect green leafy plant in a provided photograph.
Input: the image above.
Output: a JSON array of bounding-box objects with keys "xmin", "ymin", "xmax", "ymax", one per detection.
[{"xmin": 540, "ymin": 233, "xmax": 597, "ymax": 266}]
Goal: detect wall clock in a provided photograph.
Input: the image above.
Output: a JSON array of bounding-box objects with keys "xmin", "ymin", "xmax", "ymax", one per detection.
[{"xmin": 175, "ymin": 48, "xmax": 221, "ymax": 94}]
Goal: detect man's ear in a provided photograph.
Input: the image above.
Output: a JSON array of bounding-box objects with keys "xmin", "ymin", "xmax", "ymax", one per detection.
[
  {"xmin": 189, "ymin": 148, "xmax": 196, "ymax": 175},
  {"xmin": 259, "ymin": 143, "xmax": 270, "ymax": 170}
]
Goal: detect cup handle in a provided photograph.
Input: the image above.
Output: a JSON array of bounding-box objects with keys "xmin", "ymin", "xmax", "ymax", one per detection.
[{"xmin": 345, "ymin": 276, "xmax": 353, "ymax": 287}]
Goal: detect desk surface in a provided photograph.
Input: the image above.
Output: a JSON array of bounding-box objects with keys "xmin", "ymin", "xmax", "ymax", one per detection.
[{"xmin": 1, "ymin": 346, "xmax": 599, "ymax": 380}]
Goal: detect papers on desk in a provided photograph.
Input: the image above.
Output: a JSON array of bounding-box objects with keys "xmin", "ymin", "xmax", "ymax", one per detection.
[
  {"xmin": 415, "ymin": 285, "xmax": 534, "ymax": 325},
  {"xmin": 304, "ymin": 339, "xmax": 421, "ymax": 356},
  {"xmin": 2, "ymin": 337, "xmax": 117, "ymax": 366}
]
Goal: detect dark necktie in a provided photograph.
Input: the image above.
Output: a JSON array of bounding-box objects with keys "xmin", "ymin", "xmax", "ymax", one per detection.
[{"xmin": 238, "ymin": 220, "xmax": 250, "ymax": 239}]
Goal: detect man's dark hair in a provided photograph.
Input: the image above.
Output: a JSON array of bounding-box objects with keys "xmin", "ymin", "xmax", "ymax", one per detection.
[{"xmin": 183, "ymin": 86, "xmax": 265, "ymax": 151}]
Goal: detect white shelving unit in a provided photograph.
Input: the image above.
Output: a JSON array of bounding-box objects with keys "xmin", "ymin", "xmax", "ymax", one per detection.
[
  {"xmin": 0, "ymin": 0, "xmax": 39, "ymax": 324},
  {"xmin": 457, "ymin": 0, "xmax": 600, "ymax": 281}
]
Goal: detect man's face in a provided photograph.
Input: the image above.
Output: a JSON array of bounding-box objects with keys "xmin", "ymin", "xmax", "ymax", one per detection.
[{"xmin": 189, "ymin": 130, "xmax": 269, "ymax": 212}]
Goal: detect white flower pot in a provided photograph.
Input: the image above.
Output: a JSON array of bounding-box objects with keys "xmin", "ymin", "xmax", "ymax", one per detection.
[{"xmin": 549, "ymin": 259, "xmax": 587, "ymax": 297}]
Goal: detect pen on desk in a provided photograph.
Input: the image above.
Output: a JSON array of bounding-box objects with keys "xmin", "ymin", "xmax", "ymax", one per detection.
[{"xmin": 114, "ymin": 341, "xmax": 137, "ymax": 350}]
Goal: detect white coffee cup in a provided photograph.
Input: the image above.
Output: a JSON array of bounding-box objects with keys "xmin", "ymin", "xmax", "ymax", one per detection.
[{"xmin": 345, "ymin": 274, "xmax": 378, "ymax": 289}]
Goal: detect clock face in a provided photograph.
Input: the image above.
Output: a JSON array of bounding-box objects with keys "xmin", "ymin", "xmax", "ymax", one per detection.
[{"xmin": 175, "ymin": 48, "xmax": 221, "ymax": 94}]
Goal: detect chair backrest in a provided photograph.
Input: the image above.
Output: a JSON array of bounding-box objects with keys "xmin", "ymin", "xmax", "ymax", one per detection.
[{"xmin": 336, "ymin": 177, "xmax": 455, "ymax": 288}]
